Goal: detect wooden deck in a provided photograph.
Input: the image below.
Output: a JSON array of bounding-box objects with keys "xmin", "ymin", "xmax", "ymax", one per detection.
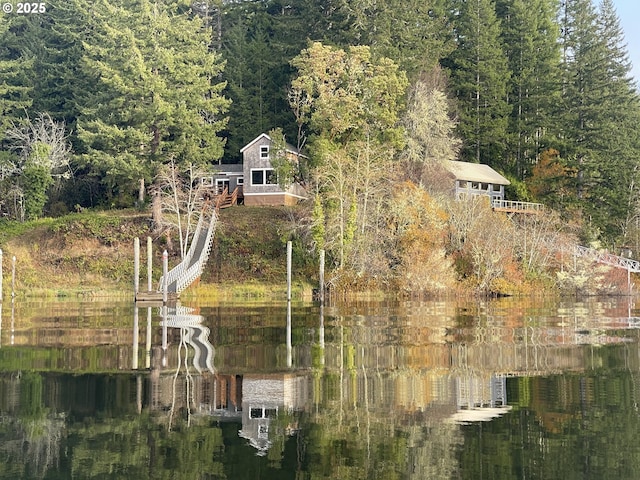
[
  {"xmin": 492, "ymin": 199, "xmax": 544, "ymax": 214},
  {"xmin": 135, "ymin": 290, "xmax": 179, "ymax": 306}
]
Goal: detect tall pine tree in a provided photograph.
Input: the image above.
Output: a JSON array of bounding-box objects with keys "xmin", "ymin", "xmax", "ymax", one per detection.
[
  {"xmin": 344, "ymin": 0, "xmax": 455, "ymax": 81},
  {"xmin": 559, "ymin": 0, "xmax": 640, "ymax": 240},
  {"xmin": 76, "ymin": 0, "xmax": 229, "ymax": 206},
  {"xmin": 496, "ymin": 0, "xmax": 561, "ymax": 179},
  {"xmin": 0, "ymin": 15, "xmax": 33, "ymax": 135},
  {"xmin": 445, "ymin": 0, "xmax": 511, "ymax": 167}
]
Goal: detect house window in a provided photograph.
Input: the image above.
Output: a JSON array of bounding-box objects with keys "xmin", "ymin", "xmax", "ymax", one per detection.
[
  {"xmin": 492, "ymin": 184, "xmax": 501, "ymax": 192},
  {"xmin": 260, "ymin": 145, "xmax": 269, "ymax": 159},
  {"xmin": 458, "ymin": 180, "xmax": 467, "ymax": 189},
  {"xmin": 216, "ymin": 179, "xmax": 230, "ymax": 194},
  {"xmin": 251, "ymin": 168, "xmax": 277, "ymax": 186},
  {"xmin": 201, "ymin": 177, "xmax": 214, "ymax": 187},
  {"xmin": 237, "ymin": 177, "xmax": 244, "ymax": 185},
  {"xmin": 250, "ymin": 408, "xmax": 264, "ymax": 419}
]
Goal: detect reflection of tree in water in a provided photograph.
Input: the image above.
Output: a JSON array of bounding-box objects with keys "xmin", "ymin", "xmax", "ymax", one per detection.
[{"xmin": 0, "ymin": 372, "xmax": 65, "ymax": 479}]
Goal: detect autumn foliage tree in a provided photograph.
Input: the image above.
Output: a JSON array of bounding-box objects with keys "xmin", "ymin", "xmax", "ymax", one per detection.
[
  {"xmin": 391, "ymin": 182, "xmax": 455, "ymax": 293},
  {"xmin": 290, "ymin": 42, "xmax": 407, "ymax": 276},
  {"xmin": 526, "ymin": 148, "xmax": 577, "ymax": 209}
]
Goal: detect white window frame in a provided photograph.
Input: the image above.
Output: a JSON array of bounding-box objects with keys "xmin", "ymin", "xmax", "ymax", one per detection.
[
  {"xmin": 250, "ymin": 168, "xmax": 277, "ymax": 186},
  {"xmin": 260, "ymin": 145, "xmax": 269, "ymax": 159},
  {"xmin": 201, "ymin": 176, "xmax": 215, "ymax": 187},
  {"xmin": 216, "ymin": 178, "xmax": 230, "ymax": 194}
]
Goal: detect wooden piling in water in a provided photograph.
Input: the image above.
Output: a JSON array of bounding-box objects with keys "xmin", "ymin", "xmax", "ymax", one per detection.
[
  {"xmin": 162, "ymin": 250, "xmax": 168, "ymax": 304},
  {"xmin": 134, "ymin": 237, "xmax": 140, "ymax": 296},
  {"xmin": 319, "ymin": 249, "xmax": 325, "ymax": 306},
  {"xmin": 287, "ymin": 241, "xmax": 292, "ymax": 301},
  {"xmin": 147, "ymin": 236, "xmax": 153, "ymax": 292},
  {"xmin": 11, "ymin": 256, "xmax": 16, "ymax": 298}
]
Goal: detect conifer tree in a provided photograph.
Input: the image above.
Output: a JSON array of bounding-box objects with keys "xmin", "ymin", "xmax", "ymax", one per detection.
[
  {"xmin": 0, "ymin": 15, "xmax": 33, "ymax": 134},
  {"xmin": 559, "ymin": 0, "xmax": 640, "ymax": 239},
  {"xmin": 445, "ymin": 0, "xmax": 511, "ymax": 167},
  {"xmin": 76, "ymin": 0, "xmax": 229, "ymax": 206},
  {"xmin": 496, "ymin": 0, "xmax": 562, "ymax": 179},
  {"xmin": 345, "ymin": 0, "xmax": 454, "ymax": 80}
]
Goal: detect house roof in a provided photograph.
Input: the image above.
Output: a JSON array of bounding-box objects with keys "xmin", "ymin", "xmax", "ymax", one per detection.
[
  {"xmin": 240, "ymin": 133, "xmax": 303, "ymax": 156},
  {"xmin": 211, "ymin": 163, "xmax": 243, "ymax": 174},
  {"xmin": 445, "ymin": 160, "xmax": 510, "ymax": 186}
]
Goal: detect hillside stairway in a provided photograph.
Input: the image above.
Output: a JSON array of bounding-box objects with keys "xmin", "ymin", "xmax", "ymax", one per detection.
[
  {"xmin": 161, "ymin": 306, "xmax": 215, "ymax": 374},
  {"xmin": 158, "ymin": 187, "xmax": 237, "ymax": 295},
  {"xmin": 575, "ymin": 245, "xmax": 640, "ymax": 273}
]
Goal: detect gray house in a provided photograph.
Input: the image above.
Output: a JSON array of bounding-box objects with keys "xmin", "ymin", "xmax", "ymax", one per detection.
[
  {"xmin": 444, "ymin": 160, "xmax": 510, "ymax": 203},
  {"xmin": 200, "ymin": 163, "xmax": 244, "ymax": 197},
  {"xmin": 240, "ymin": 133, "xmax": 307, "ymax": 206},
  {"xmin": 204, "ymin": 133, "xmax": 307, "ymax": 206}
]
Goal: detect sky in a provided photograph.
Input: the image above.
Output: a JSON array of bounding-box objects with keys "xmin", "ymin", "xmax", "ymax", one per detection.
[{"xmin": 612, "ymin": 0, "xmax": 640, "ymax": 86}]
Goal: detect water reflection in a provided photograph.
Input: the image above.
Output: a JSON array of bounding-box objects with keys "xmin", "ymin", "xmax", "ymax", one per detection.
[{"xmin": 1, "ymin": 298, "xmax": 640, "ymax": 478}]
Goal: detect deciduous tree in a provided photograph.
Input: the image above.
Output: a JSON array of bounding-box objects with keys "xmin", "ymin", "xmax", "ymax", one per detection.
[{"xmin": 290, "ymin": 42, "xmax": 407, "ymax": 274}]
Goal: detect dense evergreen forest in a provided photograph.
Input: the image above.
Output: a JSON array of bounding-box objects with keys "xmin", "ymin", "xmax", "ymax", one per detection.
[{"xmin": 1, "ymin": 0, "xmax": 639, "ymax": 294}]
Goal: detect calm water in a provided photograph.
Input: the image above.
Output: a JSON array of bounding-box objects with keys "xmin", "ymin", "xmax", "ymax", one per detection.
[{"xmin": 1, "ymin": 297, "xmax": 640, "ymax": 479}]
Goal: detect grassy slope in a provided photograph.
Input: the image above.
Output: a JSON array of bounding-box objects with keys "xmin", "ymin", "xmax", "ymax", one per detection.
[{"xmin": 0, "ymin": 206, "xmax": 311, "ymax": 298}]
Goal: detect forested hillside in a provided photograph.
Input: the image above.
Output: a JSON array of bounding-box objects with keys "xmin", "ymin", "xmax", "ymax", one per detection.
[{"xmin": 1, "ymin": 0, "xmax": 639, "ymax": 295}]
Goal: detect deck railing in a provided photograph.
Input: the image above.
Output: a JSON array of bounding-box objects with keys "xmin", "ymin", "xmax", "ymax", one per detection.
[
  {"xmin": 491, "ymin": 199, "xmax": 545, "ymax": 214},
  {"xmin": 156, "ymin": 186, "xmax": 239, "ymax": 298}
]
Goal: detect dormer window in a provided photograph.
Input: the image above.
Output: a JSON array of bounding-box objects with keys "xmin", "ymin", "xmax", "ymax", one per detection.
[{"xmin": 260, "ymin": 145, "xmax": 269, "ymax": 159}]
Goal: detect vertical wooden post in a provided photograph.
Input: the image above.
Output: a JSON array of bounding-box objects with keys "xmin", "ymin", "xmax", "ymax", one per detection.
[
  {"xmin": 286, "ymin": 241, "xmax": 293, "ymax": 367},
  {"xmin": 146, "ymin": 307, "xmax": 152, "ymax": 369},
  {"xmin": 161, "ymin": 304, "xmax": 168, "ymax": 367},
  {"xmin": 0, "ymin": 248, "xmax": 3, "ymax": 303},
  {"xmin": 147, "ymin": 236, "xmax": 153, "ymax": 292},
  {"xmin": 319, "ymin": 305, "xmax": 325, "ymax": 366},
  {"xmin": 287, "ymin": 241, "xmax": 292, "ymax": 302},
  {"xmin": 132, "ymin": 306, "xmax": 139, "ymax": 370},
  {"xmin": 134, "ymin": 237, "xmax": 140, "ymax": 297},
  {"xmin": 286, "ymin": 299, "xmax": 292, "ymax": 368},
  {"xmin": 162, "ymin": 250, "xmax": 168, "ymax": 304},
  {"xmin": 319, "ymin": 249, "xmax": 325, "ymax": 306},
  {"xmin": 11, "ymin": 256, "xmax": 16, "ymax": 298}
]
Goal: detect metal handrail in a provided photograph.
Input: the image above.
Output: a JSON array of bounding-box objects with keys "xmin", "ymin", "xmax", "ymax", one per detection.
[
  {"xmin": 158, "ymin": 203, "xmax": 219, "ymax": 293},
  {"xmin": 575, "ymin": 245, "xmax": 640, "ymax": 273}
]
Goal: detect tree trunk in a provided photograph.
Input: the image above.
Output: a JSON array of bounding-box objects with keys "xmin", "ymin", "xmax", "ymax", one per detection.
[{"xmin": 152, "ymin": 191, "xmax": 163, "ymax": 232}]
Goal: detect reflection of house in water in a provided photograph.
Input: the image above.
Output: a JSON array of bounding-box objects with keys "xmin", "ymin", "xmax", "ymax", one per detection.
[
  {"xmin": 148, "ymin": 305, "xmax": 244, "ymax": 425},
  {"xmin": 238, "ymin": 374, "xmax": 308, "ymax": 455},
  {"xmin": 449, "ymin": 374, "xmax": 511, "ymax": 423},
  {"xmin": 141, "ymin": 303, "xmax": 639, "ymax": 453}
]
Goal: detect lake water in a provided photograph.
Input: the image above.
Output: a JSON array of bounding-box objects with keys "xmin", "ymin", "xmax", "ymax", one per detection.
[{"xmin": 1, "ymin": 296, "xmax": 640, "ymax": 479}]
